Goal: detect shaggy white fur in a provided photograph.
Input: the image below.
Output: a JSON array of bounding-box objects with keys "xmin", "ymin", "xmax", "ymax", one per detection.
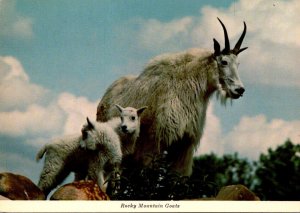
[
  {"xmin": 36, "ymin": 105, "xmax": 146, "ymax": 197},
  {"xmin": 96, "ymin": 19, "xmax": 247, "ymax": 176}
]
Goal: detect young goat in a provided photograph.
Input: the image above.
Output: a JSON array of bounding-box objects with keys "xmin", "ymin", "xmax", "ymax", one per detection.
[
  {"xmin": 81, "ymin": 104, "xmax": 147, "ymax": 156},
  {"xmin": 36, "ymin": 104, "xmax": 146, "ymax": 197}
]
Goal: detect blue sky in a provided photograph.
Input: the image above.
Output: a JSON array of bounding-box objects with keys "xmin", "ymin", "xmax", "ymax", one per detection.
[{"xmin": 0, "ymin": 0, "xmax": 299, "ymax": 185}]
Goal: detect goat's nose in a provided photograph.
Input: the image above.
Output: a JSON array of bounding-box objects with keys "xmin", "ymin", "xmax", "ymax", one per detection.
[
  {"xmin": 235, "ymin": 87, "xmax": 245, "ymax": 96},
  {"xmin": 121, "ymin": 125, "xmax": 127, "ymax": 132}
]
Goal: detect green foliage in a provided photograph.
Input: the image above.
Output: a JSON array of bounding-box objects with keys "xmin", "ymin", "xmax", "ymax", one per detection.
[
  {"xmin": 191, "ymin": 152, "xmax": 253, "ymax": 197},
  {"xmin": 107, "ymin": 139, "xmax": 300, "ymax": 200},
  {"xmin": 108, "ymin": 151, "xmax": 215, "ymax": 200},
  {"xmin": 253, "ymin": 139, "xmax": 300, "ymax": 200}
]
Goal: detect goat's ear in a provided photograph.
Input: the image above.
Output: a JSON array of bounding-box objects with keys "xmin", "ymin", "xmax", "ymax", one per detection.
[
  {"xmin": 81, "ymin": 129, "xmax": 88, "ymax": 140},
  {"xmin": 213, "ymin": 38, "xmax": 221, "ymax": 57},
  {"xmin": 137, "ymin": 106, "xmax": 147, "ymax": 116},
  {"xmin": 115, "ymin": 104, "xmax": 124, "ymax": 113},
  {"xmin": 86, "ymin": 117, "xmax": 94, "ymax": 129}
]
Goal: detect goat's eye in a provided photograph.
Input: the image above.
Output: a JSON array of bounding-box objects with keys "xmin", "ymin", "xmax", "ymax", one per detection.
[
  {"xmin": 227, "ymin": 78, "xmax": 234, "ymax": 83},
  {"xmin": 131, "ymin": 116, "xmax": 136, "ymax": 121},
  {"xmin": 221, "ymin": 60, "xmax": 228, "ymax": 66}
]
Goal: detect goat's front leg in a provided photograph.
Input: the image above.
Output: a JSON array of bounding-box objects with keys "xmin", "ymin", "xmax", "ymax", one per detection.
[
  {"xmin": 97, "ymin": 171, "xmax": 106, "ymax": 192},
  {"xmin": 105, "ymin": 161, "xmax": 121, "ymax": 196}
]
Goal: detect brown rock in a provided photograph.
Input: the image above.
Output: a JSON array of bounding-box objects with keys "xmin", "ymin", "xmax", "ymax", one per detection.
[
  {"xmin": 50, "ymin": 180, "xmax": 110, "ymax": 200},
  {"xmin": 0, "ymin": 172, "xmax": 45, "ymax": 200},
  {"xmin": 216, "ymin": 184, "xmax": 260, "ymax": 200}
]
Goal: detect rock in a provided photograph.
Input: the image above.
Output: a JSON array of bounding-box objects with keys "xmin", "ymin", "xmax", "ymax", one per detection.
[
  {"xmin": 0, "ymin": 172, "xmax": 45, "ymax": 200},
  {"xmin": 50, "ymin": 180, "xmax": 110, "ymax": 200},
  {"xmin": 216, "ymin": 184, "xmax": 260, "ymax": 200}
]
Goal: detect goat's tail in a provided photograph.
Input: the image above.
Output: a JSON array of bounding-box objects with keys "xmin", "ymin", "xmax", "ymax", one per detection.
[{"xmin": 36, "ymin": 145, "xmax": 47, "ymax": 162}]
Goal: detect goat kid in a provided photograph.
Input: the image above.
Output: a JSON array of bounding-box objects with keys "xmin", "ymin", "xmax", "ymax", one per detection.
[{"xmin": 36, "ymin": 104, "xmax": 146, "ymax": 197}]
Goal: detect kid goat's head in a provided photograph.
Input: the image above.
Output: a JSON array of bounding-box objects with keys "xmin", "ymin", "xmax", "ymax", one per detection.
[
  {"xmin": 115, "ymin": 104, "xmax": 147, "ymax": 134},
  {"xmin": 213, "ymin": 18, "xmax": 247, "ymax": 100}
]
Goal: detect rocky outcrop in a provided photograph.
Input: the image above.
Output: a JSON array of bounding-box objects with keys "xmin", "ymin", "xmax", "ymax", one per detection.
[
  {"xmin": 50, "ymin": 180, "xmax": 110, "ymax": 200},
  {"xmin": 0, "ymin": 172, "xmax": 45, "ymax": 200},
  {"xmin": 215, "ymin": 184, "xmax": 260, "ymax": 200}
]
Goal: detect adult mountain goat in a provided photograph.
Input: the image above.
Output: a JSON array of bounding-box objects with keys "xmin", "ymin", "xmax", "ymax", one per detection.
[{"xmin": 97, "ymin": 18, "xmax": 248, "ymax": 176}]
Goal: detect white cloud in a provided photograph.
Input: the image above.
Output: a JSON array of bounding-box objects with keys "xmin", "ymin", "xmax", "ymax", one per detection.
[
  {"xmin": 0, "ymin": 0, "xmax": 33, "ymax": 38},
  {"xmin": 0, "ymin": 56, "xmax": 48, "ymax": 111},
  {"xmin": 136, "ymin": 17, "xmax": 193, "ymax": 52},
  {"xmin": 223, "ymin": 115, "xmax": 300, "ymax": 160},
  {"xmin": 230, "ymin": 0, "xmax": 300, "ymax": 47},
  {"xmin": 131, "ymin": 0, "xmax": 300, "ymax": 87},
  {"xmin": 0, "ymin": 56, "xmax": 98, "ymax": 142},
  {"xmin": 196, "ymin": 103, "xmax": 224, "ymax": 156},
  {"xmin": 0, "ymin": 102, "xmax": 65, "ymax": 137},
  {"xmin": 0, "ymin": 56, "xmax": 29, "ymax": 81},
  {"xmin": 195, "ymin": 107, "xmax": 300, "ymax": 160},
  {"xmin": 57, "ymin": 92, "xmax": 98, "ymax": 135},
  {"xmin": 0, "ymin": 93, "xmax": 98, "ymax": 140}
]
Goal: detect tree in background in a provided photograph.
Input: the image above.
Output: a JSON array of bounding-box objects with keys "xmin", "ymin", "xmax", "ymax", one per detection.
[
  {"xmin": 253, "ymin": 139, "xmax": 300, "ymax": 200},
  {"xmin": 191, "ymin": 152, "xmax": 253, "ymax": 198},
  {"xmin": 192, "ymin": 139, "xmax": 300, "ymax": 200}
]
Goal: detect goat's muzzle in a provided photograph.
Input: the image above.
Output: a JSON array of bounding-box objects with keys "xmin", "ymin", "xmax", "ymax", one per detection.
[{"xmin": 230, "ymin": 86, "xmax": 245, "ymax": 99}]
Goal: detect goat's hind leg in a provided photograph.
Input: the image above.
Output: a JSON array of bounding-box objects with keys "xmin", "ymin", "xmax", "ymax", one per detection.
[{"xmin": 38, "ymin": 163, "xmax": 71, "ymax": 197}]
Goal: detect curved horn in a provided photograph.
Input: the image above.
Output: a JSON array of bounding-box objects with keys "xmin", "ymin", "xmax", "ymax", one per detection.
[
  {"xmin": 217, "ymin": 17, "xmax": 230, "ymax": 53},
  {"xmin": 232, "ymin": 21, "xmax": 247, "ymax": 55}
]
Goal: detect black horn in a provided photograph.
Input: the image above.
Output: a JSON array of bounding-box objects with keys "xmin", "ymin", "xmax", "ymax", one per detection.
[
  {"xmin": 217, "ymin": 17, "xmax": 230, "ymax": 54},
  {"xmin": 86, "ymin": 117, "xmax": 94, "ymax": 129},
  {"xmin": 232, "ymin": 21, "xmax": 248, "ymax": 55}
]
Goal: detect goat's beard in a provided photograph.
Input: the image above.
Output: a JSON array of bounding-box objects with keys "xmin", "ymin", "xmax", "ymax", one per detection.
[{"xmin": 216, "ymin": 83, "xmax": 232, "ymax": 105}]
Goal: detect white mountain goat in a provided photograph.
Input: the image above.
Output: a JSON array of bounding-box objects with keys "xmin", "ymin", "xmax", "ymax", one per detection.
[
  {"xmin": 96, "ymin": 18, "xmax": 248, "ymax": 176},
  {"xmin": 36, "ymin": 105, "xmax": 146, "ymax": 197},
  {"xmin": 91, "ymin": 104, "xmax": 147, "ymax": 156}
]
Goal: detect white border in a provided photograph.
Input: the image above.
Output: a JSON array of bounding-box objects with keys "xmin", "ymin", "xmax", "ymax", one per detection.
[{"xmin": 0, "ymin": 201, "xmax": 300, "ymax": 212}]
